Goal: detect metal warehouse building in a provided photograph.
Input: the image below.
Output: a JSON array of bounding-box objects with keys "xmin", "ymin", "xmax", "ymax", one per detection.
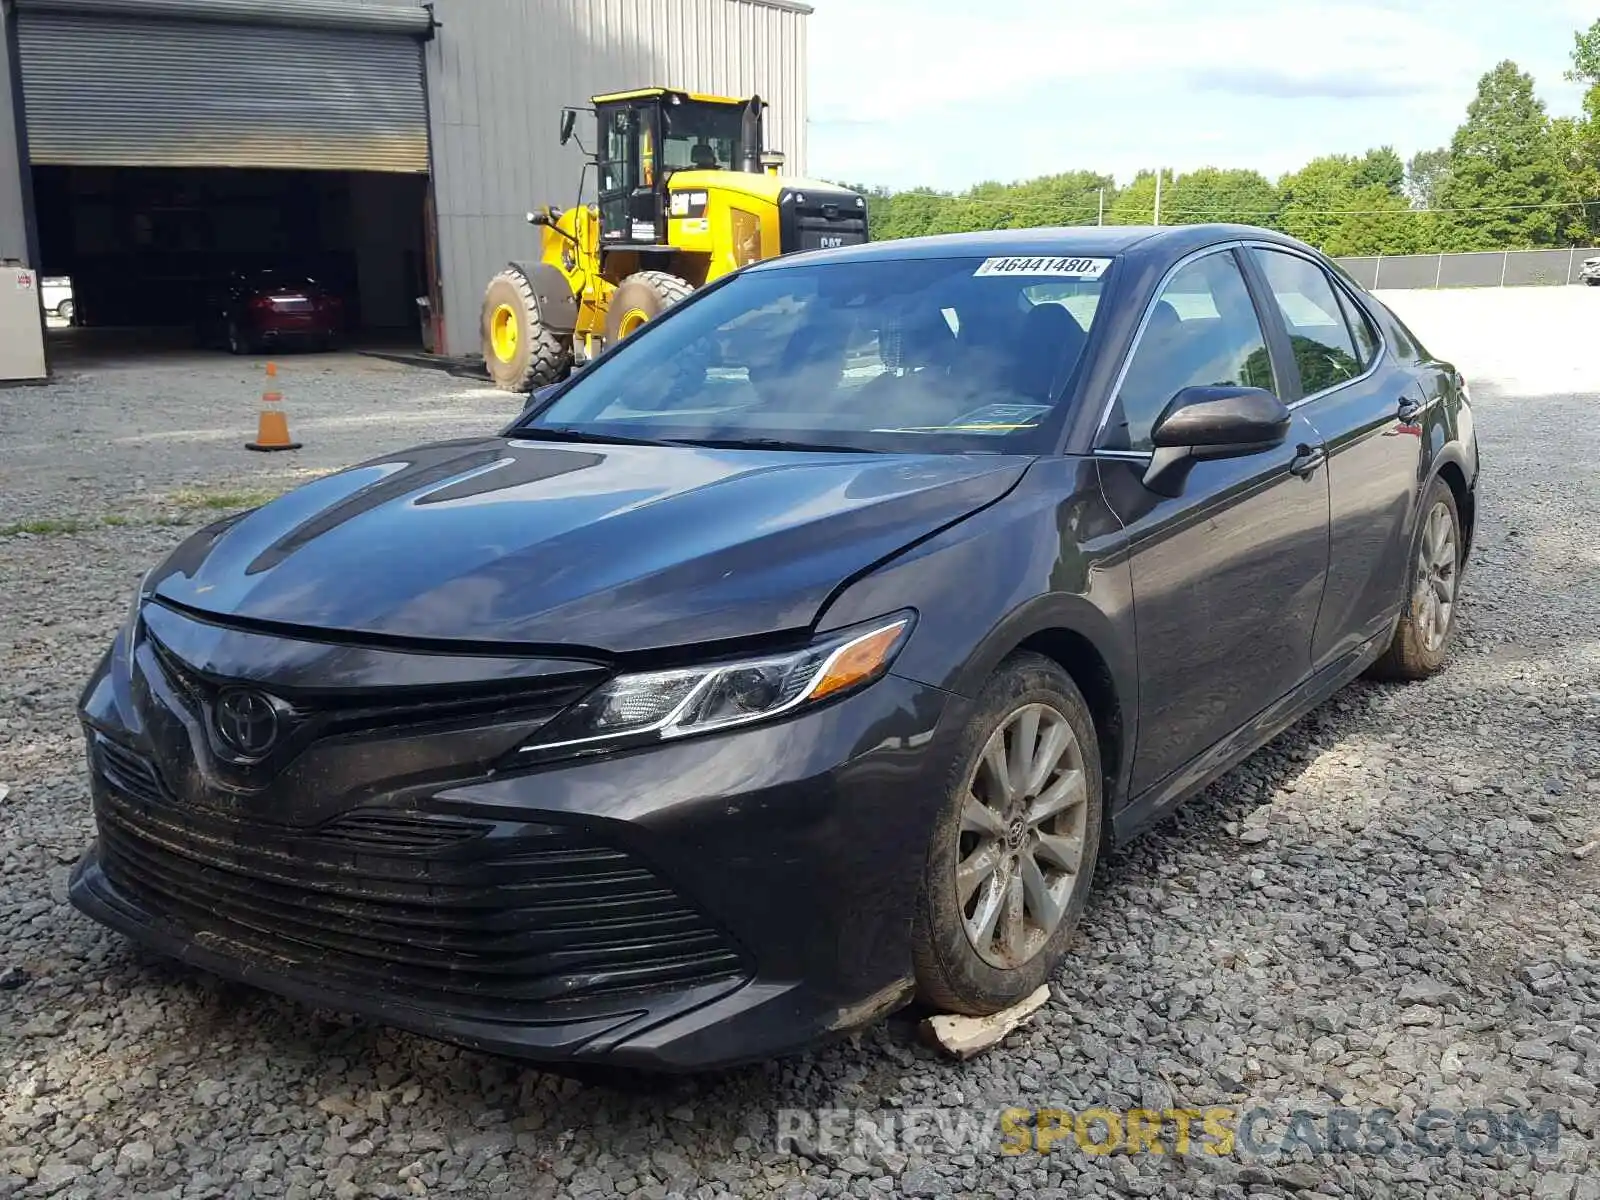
[{"xmin": 0, "ymin": 0, "xmax": 810, "ymax": 361}]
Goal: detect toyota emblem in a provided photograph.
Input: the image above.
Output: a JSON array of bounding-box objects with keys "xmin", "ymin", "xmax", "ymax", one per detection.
[{"xmin": 214, "ymin": 688, "xmax": 280, "ymax": 758}]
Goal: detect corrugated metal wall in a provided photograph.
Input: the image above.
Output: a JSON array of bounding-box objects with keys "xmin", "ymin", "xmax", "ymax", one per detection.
[
  {"xmin": 0, "ymin": 6, "xmax": 33, "ymax": 264},
  {"xmin": 425, "ymin": 0, "xmax": 810, "ymax": 356}
]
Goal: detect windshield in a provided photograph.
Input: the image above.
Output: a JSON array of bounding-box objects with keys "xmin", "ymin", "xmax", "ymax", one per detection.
[
  {"xmin": 661, "ymin": 101, "xmax": 746, "ymax": 172},
  {"xmin": 520, "ymin": 255, "xmax": 1111, "ymax": 453}
]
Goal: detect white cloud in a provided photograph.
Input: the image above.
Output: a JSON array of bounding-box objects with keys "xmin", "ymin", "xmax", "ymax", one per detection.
[{"xmin": 804, "ymin": 0, "xmax": 1589, "ymax": 191}]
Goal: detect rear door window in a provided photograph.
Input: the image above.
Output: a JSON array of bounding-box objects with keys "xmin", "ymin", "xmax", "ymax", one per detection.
[{"xmin": 1252, "ymin": 249, "xmax": 1364, "ymax": 396}]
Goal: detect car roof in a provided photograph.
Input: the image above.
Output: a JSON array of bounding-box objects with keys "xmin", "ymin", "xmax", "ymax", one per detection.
[{"xmin": 754, "ymin": 222, "xmax": 1319, "ymax": 272}]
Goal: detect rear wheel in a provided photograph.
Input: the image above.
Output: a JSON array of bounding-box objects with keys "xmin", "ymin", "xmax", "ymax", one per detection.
[
  {"xmin": 481, "ymin": 267, "xmax": 572, "ymax": 393},
  {"xmin": 1367, "ymin": 477, "xmax": 1462, "ymax": 681},
  {"xmin": 58, "ymin": 298, "xmax": 75, "ymax": 325},
  {"xmin": 912, "ymin": 653, "xmax": 1103, "ymax": 1015},
  {"xmin": 604, "ymin": 271, "xmax": 695, "ymax": 346}
]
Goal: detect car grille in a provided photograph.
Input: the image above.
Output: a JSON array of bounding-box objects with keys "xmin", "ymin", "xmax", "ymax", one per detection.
[
  {"xmin": 90, "ymin": 738, "xmax": 749, "ymax": 1017},
  {"xmin": 147, "ymin": 634, "xmax": 593, "ymax": 744}
]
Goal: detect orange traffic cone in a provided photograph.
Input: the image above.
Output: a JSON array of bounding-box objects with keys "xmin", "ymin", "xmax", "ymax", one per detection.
[{"xmin": 246, "ymin": 363, "xmax": 302, "ymax": 452}]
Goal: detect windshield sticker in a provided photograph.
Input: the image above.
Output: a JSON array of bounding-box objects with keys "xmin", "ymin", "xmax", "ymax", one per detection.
[
  {"xmin": 877, "ymin": 403, "xmax": 1053, "ymax": 436},
  {"xmin": 974, "ymin": 256, "xmax": 1110, "ymax": 279}
]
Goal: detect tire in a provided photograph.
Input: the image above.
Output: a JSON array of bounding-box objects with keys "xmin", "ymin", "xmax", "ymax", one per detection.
[
  {"xmin": 911, "ymin": 652, "xmax": 1103, "ymax": 1015},
  {"xmin": 604, "ymin": 270, "xmax": 695, "ymax": 346},
  {"xmin": 1586, "ymin": 278, "xmax": 1600, "ymax": 287},
  {"xmin": 481, "ymin": 267, "xmax": 572, "ymax": 393},
  {"xmin": 58, "ymin": 298, "xmax": 75, "ymax": 325},
  {"xmin": 1367, "ymin": 477, "xmax": 1463, "ymax": 681}
]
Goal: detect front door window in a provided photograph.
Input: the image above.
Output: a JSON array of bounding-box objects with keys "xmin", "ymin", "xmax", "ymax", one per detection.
[{"xmin": 1104, "ymin": 250, "xmax": 1276, "ymax": 451}]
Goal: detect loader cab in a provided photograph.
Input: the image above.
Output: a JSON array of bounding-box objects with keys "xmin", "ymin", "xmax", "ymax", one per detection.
[{"xmin": 584, "ymin": 89, "xmax": 761, "ymax": 248}]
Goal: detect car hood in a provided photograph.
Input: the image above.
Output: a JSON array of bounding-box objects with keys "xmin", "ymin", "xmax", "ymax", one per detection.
[{"xmin": 151, "ymin": 437, "xmax": 1032, "ymax": 654}]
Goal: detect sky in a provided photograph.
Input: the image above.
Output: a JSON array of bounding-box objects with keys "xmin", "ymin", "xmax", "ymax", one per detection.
[{"xmin": 804, "ymin": 0, "xmax": 1597, "ymax": 192}]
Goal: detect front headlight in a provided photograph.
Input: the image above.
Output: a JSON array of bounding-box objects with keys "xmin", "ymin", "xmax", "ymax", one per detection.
[{"xmin": 523, "ymin": 613, "xmax": 914, "ymax": 754}]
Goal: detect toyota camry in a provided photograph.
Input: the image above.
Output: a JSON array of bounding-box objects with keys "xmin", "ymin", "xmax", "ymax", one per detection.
[{"xmin": 74, "ymin": 224, "xmax": 1479, "ymax": 1071}]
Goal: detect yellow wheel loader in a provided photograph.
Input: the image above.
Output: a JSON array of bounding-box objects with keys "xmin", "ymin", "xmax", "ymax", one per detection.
[{"xmin": 481, "ymin": 88, "xmax": 870, "ymax": 393}]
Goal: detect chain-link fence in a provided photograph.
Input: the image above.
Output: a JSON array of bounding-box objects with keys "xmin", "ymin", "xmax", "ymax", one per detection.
[{"xmin": 1335, "ymin": 248, "xmax": 1600, "ymax": 290}]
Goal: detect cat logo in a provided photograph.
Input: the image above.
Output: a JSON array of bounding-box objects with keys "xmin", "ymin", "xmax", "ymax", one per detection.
[{"xmin": 820, "ymin": 235, "xmax": 846, "ymax": 250}]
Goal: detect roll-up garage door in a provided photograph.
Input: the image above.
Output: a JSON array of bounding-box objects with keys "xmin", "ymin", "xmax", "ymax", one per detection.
[{"xmin": 15, "ymin": 0, "xmax": 432, "ymax": 173}]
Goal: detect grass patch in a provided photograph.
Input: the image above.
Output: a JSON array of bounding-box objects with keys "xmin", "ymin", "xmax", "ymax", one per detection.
[
  {"xmin": 2, "ymin": 487, "xmax": 289, "ymax": 539},
  {"xmin": 0, "ymin": 517, "xmax": 93, "ymax": 537},
  {"xmin": 3, "ymin": 483, "xmax": 315, "ymax": 544},
  {"xmin": 165, "ymin": 486, "xmax": 282, "ymax": 511}
]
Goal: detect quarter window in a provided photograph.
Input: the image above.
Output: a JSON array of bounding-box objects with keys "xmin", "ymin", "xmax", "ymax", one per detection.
[
  {"xmin": 1105, "ymin": 250, "xmax": 1275, "ymax": 452},
  {"xmin": 1333, "ymin": 284, "xmax": 1380, "ymax": 370},
  {"xmin": 1254, "ymin": 249, "xmax": 1363, "ymax": 396}
]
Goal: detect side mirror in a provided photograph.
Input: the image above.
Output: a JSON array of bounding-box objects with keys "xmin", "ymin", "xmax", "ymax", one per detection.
[
  {"xmin": 559, "ymin": 108, "xmax": 578, "ymax": 146},
  {"xmin": 1142, "ymin": 385, "xmax": 1290, "ymax": 497}
]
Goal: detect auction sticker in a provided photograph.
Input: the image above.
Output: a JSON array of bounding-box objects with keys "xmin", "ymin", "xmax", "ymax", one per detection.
[{"xmin": 974, "ymin": 256, "xmax": 1109, "ymax": 279}]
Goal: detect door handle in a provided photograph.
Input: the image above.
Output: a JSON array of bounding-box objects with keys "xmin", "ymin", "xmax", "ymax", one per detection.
[
  {"xmin": 1289, "ymin": 444, "xmax": 1327, "ymax": 478},
  {"xmin": 1397, "ymin": 396, "xmax": 1425, "ymax": 422}
]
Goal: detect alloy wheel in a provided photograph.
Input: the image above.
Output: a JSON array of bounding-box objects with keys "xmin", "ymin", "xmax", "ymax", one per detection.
[
  {"xmin": 956, "ymin": 703, "xmax": 1089, "ymax": 969},
  {"xmin": 1414, "ymin": 499, "xmax": 1458, "ymax": 653}
]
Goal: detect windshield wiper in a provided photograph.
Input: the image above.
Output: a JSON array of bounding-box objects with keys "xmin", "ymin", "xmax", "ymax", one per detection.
[
  {"xmin": 662, "ymin": 436, "xmax": 880, "ymax": 454},
  {"xmin": 513, "ymin": 426, "xmax": 676, "ymax": 448}
]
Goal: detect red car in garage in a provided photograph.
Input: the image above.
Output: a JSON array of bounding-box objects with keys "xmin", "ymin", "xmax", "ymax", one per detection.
[{"xmin": 199, "ymin": 269, "xmax": 346, "ymax": 354}]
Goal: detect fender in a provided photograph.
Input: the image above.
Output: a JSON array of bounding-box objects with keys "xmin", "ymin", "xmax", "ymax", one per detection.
[
  {"xmin": 1425, "ymin": 440, "xmax": 1479, "ymax": 563},
  {"xmin": 813, "ymin": 460, "xmax": 1141, "ymax": 810},
  {"xmin": 509, "ymin": 261, "xmax": 579, "ymax": 334}
]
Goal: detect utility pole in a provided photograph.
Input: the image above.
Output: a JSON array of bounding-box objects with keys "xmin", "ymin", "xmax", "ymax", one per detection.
[
  {"xmin": 1097, "ymin": 188, "xmax": 1105, "ymax": 226},
  {"xmin": 1153, "ymin": 168, "xmax": 1163, "ymax": 226}
]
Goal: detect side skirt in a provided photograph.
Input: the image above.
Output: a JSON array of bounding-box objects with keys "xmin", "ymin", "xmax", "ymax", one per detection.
[{"xmin": 1110, "ymin": 631, "xmax": 1388, "ymax": 846}]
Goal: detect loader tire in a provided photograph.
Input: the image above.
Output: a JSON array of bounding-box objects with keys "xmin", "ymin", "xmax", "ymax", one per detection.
[
  {"xmin": 604, "ymin": 271, "xmax": 696, "ymax": 345},
  {"xmin": 482, "ymin": 266, "xmax": 572, "ymax": 393}
]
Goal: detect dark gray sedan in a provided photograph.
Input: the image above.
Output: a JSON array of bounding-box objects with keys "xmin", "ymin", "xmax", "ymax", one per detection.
[{"xmin": 74, "ymin": 224, "xmax": 1478, "ymax": 1070}]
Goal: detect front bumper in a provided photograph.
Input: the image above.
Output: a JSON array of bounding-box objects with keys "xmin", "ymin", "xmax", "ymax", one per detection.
[{"xmin": 73, "ymin": 644, "xmax": 959, "ymax": 1071}]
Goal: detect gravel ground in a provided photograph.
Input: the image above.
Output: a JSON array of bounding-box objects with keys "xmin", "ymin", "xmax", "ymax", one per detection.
[{"xmin": 1, "ymin": 300, "xmax": 1598, "ymax": 1200}]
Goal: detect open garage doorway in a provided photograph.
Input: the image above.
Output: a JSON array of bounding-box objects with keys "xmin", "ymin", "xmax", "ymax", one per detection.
[
  {"xmin": 31, "ymin": 166, "xmax": 431, "ymax": 357},
  {"xmin": 12, "ymin": 0, "xmax": 437, "ymax": 366}
]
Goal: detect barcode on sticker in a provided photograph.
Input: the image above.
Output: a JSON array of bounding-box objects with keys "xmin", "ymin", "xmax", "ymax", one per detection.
[{"xmin": 974, "ymin": 256, "xmax": 1110, "ymax": 279}]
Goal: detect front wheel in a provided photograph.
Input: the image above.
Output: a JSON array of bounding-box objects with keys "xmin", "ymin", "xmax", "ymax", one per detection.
[
  {"xmin": 1367, "ymin": 477, "xmax": 1462, "ymax": 681},
  {"xmin": 911, "ymin": 653, "xmax": 1103, "ymax": 1015},
  {"xmin": 604, "ymin": 271, "xmax": 695, "ymax": 346},
  {"xmin": 482, "ymin": 267, "xmax": 572, "ymax": 393}
]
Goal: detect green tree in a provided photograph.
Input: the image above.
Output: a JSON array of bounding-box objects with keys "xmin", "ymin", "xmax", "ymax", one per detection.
[
  {"xmin": 1561, "ymin": 23, "xmax": 1600, "ymax": 243},
  {"xmin": 1405, "ymin": 148, "xmax": 1451, "ymax": 209},
  {"xmin": 1277, "ymin": 155, "xmax": 1361, "ymax": 248},
  {"xmin": 1353, "ymin": 146, "xmax": 1405, "ymax": 195},
  {"xmin": 1278, "ymin": 155, "xmax": 1419, "ymax": 254},
  {"xmin": 1435, "ymin": 60, "xmax": 1569, "ymax": 249},
  {"xmin": 1567, "ymin": 18, "xmax": 1600, "ymax": 85},
  {"xmin": 1162, "ymin": 168, "xmax": 1280, "ymax": 227},
  {"xmin": 1106, "ymin": 170, "xmax": 1159, "ymax": 225}
]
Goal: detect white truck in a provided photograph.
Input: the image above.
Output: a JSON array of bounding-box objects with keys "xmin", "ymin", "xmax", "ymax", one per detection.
[{"xmin": 41, "ymin": 275, "xmax": 74, "ymax": 323}]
